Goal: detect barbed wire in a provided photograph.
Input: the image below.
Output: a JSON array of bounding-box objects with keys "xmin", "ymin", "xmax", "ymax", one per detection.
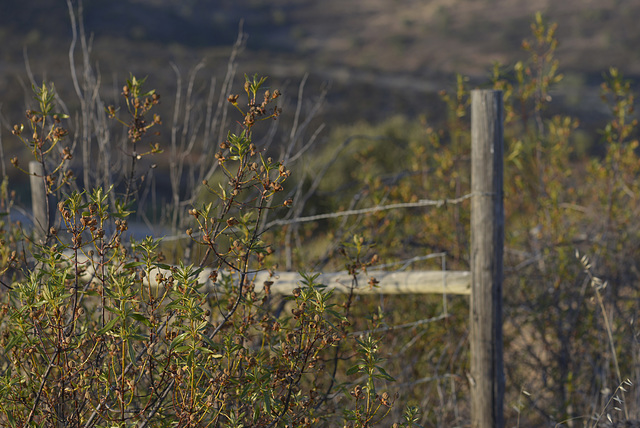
[
  {"xmin": 349, "ymin": 313, "xmax": 449, "ymax": 337},
  {"xmin": 391, "ymin": 373, "xmax": 462, "ymax": 389},
  {"xmin": 161, "ymin": 191, "xmax": 489, "ymax": 242},
  {"xmin": 376, "ymin": 252, "xmax": 447, "ymax": 271},
  {"xmin": 263, "ymin": 191, "xmax": 481, "ymax": 229}
]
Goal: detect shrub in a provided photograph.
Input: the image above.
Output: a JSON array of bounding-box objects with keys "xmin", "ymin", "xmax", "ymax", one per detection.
[{"xmin": 0, "ymin": 74, "xmax": 403, "ymax": 427}]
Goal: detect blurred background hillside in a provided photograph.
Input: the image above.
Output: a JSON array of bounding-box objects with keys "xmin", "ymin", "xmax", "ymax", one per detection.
[
  {"xmin": 1, "ymin": 0, "xmax": 638, "ymax": 122},
  {"xmin": 0, "ymin": 0, "xmax": 638, "ymax": 203}
]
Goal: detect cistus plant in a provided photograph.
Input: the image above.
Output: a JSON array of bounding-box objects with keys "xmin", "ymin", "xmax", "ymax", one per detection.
[{"xmin": 0, "ymin": 74, "xmax": 401, "ymax": 427}]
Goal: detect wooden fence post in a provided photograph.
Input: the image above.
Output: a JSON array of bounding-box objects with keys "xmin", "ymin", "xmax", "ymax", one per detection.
[
  {"xmin": 29, "ymin": 161, "xmax": 56, "ymax": 243},
  {"xmin": 470, "ymin": 90, "xmax": 504, "ymax": 428},
  {"xmin": 29, "ymin": 161, "xmax": 48, "ymax": 243}
]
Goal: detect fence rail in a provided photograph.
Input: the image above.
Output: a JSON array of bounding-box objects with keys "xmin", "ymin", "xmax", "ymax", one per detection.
[{"xmin": 71, "ymin": 255, "xmax": 471, "ymax": 295}]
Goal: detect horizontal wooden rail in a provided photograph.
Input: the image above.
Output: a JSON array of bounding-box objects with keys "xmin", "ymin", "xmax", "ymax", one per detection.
[
  {"xmin": 242, "ymin": 270, "xmax": 471, "ymax": 295},
  {"xmin": 68, "ymin": 252, "xmax": 470, "ymax": 295}
]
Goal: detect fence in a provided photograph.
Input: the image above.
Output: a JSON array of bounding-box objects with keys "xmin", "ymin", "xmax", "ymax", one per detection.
[{"xmin": 29, "ymin": 89, "xmax": 504, "ymax": 428}]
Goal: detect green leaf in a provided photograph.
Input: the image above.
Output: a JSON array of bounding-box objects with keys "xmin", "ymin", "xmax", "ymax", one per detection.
[
  {"xmin": 4, "ymin": 334, "xmax": 20, "ymax": 354},
  {"xmin": 263, "ymin": 390, "xmax": 272, "ymax": 414},
  {"xmin": 123, "ymin": 261, "xmax": 146, "ymax": 269},
  {"xmin": 375, "ymin": 366, "xmax": 396, "ymax": 382},
  {"xmin": 197, "ymin": 347, "xmax": 222, "ymax": 358},
  {"xmin": 128, "ymin": 342, "xmax": 137, "ymax": 364},
  {"xmin": 197, "ymin": 321, "xmax": 208, "ymax": 331},
  {"xmin": 103, "ymin": 286, "xmax": 119, "ymax": 299},
  {"xmin": 346, "ymin": 364, "xmax": 362, "ymax": 376},
  {"xmin": 201, "ymin": 334, "xmax": 217, "ymax": 349},
  {"xmin": 96, "ymin": 318, "xmax": 119, "ymax": 336},
  {"xmin": 104, "ymin": 305, "xmax": 119, "ymax": 315},
  {"xmin": 325, "ymin": 309, "xmax": 342, "ymax": 319},
  {"xmin": 170, "ymin": 332, "xmax": 189, "ymax": 350},
  {"xmin": 165, "ymin": 299, "xmax": 185, "ymax": 311},
  {"xmin": 130, "ymin": 313, "xmax": 151, "ymax": 327},
  {"xmin": 129, "ymin": 333, "xmax": 149, "ymax": 342}
]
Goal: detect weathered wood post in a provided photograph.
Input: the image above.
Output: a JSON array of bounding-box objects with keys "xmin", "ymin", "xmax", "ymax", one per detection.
[
  {"xmin": 470, "ymin": 90, "xmax": 504, "ymax": 428},
  {"xmin": 29, "ymin": 161, "xmax": 48, "ymax": 243},
  {"xmin": 29, "ymin": 161, "xmax": 56, "ymax": 243}
]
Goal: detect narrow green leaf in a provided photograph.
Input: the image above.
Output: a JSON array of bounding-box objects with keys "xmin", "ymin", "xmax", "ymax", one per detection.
[
  {"xmin": 170, "ymin": 332, "xmax": 189, "ymax": 350},
  {"xmin": 263, "ymin": 390, "xmax": 272, "ymax": 414},
  {"xmin": 346, "ymin": 365, "xmax": 361, "ymax": 376},
  {"xmin": 375, "ymin": 366, "xmax": 396, "ymax": 382},
  {"xmin": 130, "ymin": 313, "xmax": 151, "ymax": 327},
  {"xmin": 197, "ymin": 347, "xmax": 222, "ymax": 357},
  {"xmin": 127, "ymin": 342, "xmax": 137, "ymax": 364},
  {"xmin": 4, "ymin": 334, "xmax": 20, "ymax": 354},
  {"xmin": 123, "ymin": 261, "xmax": 146, "ymax": 269},
  {"xmin": 96, "ymin": 318, "xmax": 118, "ymax": 336},
  {"xmin": 165, "ymin": 299, "xmax": 185, "ymax": 311}
]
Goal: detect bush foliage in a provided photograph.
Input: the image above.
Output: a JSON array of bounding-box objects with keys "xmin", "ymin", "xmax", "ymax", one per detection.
[{"xmin": 0, "ymin": 71, "xmax": 413, "ymax": 427}]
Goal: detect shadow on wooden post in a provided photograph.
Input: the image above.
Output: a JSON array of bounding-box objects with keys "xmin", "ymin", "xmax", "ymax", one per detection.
[{"xmin": 470, "ymin": 90, "xmax": 504, "ymax": 428}]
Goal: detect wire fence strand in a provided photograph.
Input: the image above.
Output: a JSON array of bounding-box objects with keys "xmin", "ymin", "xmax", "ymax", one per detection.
[
  {"xmin": 263, "ymin": 192, "xmax": 478, "ymax": 229},
  {"xmin": 161, "ymin": 192, "xmax": 481, "ymax": 242},
  {"xmin": 349, "ymin": 313, "xmax": 450, "ymax": 337}
]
